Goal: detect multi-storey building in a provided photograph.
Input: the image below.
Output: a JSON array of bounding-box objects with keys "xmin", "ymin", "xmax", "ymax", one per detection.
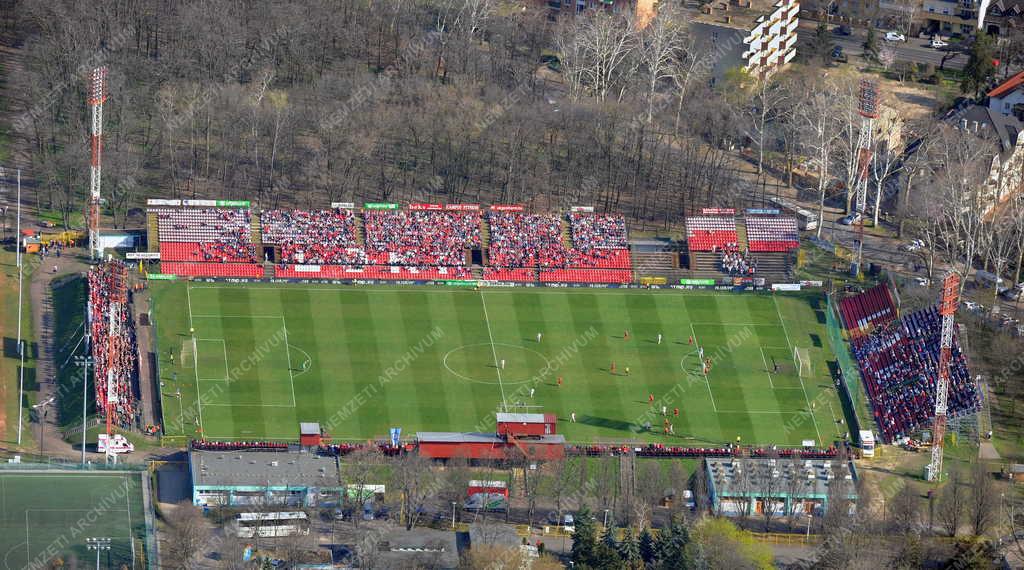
[
  {"xmin": 922, "ymin": 0, "xmax": 990, "ymax": 36},
  {"xmin": 688, "ymin": 0, "xmax": 800, "ymax": 82},
  {"xmin": 541, "ymin": 0, "xmax": 658, "ymax": 24}
]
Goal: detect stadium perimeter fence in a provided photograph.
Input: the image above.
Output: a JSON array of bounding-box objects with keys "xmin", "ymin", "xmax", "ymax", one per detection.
[{"xmin": 824, "ymin": 294, "xmax": 868, "ymax": 444}]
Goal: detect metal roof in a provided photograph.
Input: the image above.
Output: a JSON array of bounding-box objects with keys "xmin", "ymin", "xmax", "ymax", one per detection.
[{"xmin": 190, "ymin": 449, "xmax": 341, "ymax": 488}]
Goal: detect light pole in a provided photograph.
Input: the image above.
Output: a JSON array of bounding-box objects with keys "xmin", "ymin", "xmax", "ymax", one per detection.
[
  {"xmin": 74, "ymin": 353, "xmax": 93, "ymax": 464},
  {"xmin": 603, "ymin": 509, "xmax": 610, "ymax": 529},
  {"xmin": 451, "ymin": 501, "xmax": 457, "ymax": 529},
  {"xmin": 806, "ymin": 511, "xmax": 813, "ymax": 541},
  {"xmin": 86, "ymin": 537, "xmax": 111, "ymax": 570},
  {"xmin": 15, "ymin": 169, "xmax": 23, "ymax": 446}
]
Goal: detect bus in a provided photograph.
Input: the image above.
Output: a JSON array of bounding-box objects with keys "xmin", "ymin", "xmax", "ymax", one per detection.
[
  {"xmin": 767, "ymin": 197, "xmax": 818, "ymax": 231},
  {"xmin": 235, "ymin": 511, "xmax": 310, "ymax": 538}
]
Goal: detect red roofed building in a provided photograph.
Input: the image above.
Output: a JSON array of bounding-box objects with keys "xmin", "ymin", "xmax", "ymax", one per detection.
[{"xmin": 989, "ymin": 70, "xmax": 1024, "ymax": 119}]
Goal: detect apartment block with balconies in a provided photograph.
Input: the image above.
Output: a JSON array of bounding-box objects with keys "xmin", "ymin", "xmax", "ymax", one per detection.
[{"xmin": 688, "ymin": 0, "xmax": 800, "ymax": 82}]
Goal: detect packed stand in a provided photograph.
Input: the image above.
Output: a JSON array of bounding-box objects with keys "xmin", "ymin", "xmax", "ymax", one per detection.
[
  {"xmin": 488, "ymin": 212, "xmax": 566, "ymax": 268},
  {"xmin": 745, "ymin": 216, "xmax": 800, "ymax": 252},
  {"xmin": 363, "ymin": 210, "xmax": 480, "ymax": 266},
  {"xmin": 686, "ymin": 216, "xmax": 738, "ymax": 252},
  {"xmin": 154, "ymin": 207, "xmax": 257, "ymax": 263},
  {"xmin": 191, "ymin": 440, "xmax": 289, "ymax": 451},
  {"xmin": 568, "ymin": 213, "xmax": 632, "ymax": 268},
  {"xmin": 88, "ymin": 261, "xmax": 139, "ymax": 429},
  {"xmin": 838, "ymin": 284, "xmax": 898, "ymax": 339},
  {"xmin": 261, "ymin": 208, "xmax": 367, "ymax": 265},
  {"xmin": 851, "ymin": 306, "xmax": 980, "ymax": 443},
  {"xmin": 568, "ymin": 443, "xmax": 843, "ymax": 459}
]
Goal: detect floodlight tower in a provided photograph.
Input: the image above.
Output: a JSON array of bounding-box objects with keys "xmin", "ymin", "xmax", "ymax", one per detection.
[
  {"xmin": 926, "ymin": 272, "xmax": 961, "ymax": 482},
  {"xmin": 87, "ymin": 67, "xmax": 108, "ymax": 260},
  {"xmin": 852, "ymin": 79, "xmax": 880, "ymax": 272}
]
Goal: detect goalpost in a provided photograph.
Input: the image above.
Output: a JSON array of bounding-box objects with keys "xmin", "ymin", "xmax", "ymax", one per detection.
[{"xmin": 794, "ymin": 347, "xmax": 811, "ymax": 377}]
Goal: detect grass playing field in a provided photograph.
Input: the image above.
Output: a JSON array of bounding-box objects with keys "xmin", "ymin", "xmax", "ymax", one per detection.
[
  {"xmin": 151, "ymin": 283, "xmax": 849, "ymax": 447},
  {"xmin": 0, "ymin": 472, "xmax": 146, "ymax": 570}
]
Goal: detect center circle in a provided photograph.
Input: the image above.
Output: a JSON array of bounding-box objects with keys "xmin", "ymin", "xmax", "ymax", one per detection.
[{"xmin": 443, "ymin": 343, "xmax": 552, "ymax": 385}]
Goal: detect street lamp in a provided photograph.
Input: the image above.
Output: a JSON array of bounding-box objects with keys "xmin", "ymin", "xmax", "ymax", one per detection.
[
  {"xmin": 74, "ymin": 354, "xmax": 94, "ymax": 465},
  {"xmin": 806, "ymin": 511, "xmax": 813, "ymax": 541},
  {"xmin": 603, "ymin": 509, "xmax": 610, "ymax": 529},
  {"xmin": 451, "ymin": 501, "xmax": 457, "ymax": 529},
  {"xmin": 86, "ymin": 537, "xmax": 111, "ymax": 570}
]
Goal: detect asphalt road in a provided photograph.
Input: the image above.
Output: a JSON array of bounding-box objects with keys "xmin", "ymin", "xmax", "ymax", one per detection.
[{"xmin": 797, "ymin": 28, "xmax": 968, "ymax": 71}]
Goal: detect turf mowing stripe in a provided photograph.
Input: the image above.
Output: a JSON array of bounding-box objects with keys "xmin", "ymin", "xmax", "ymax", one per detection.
[
  {"xmin": 774, "ymin": 295, "xmax": 822, "ymax": 445},
  {"xmin": 286, "ymin": 289, "xmax": 328, "ymax": 427},
  {"xmin": 477, "ymin": 291, "xmax": 508, "ymax": 407},
  {"xmin": 396, "ymin": 290, "xmax": 436, "ymax": 433},
  {"xmin": 447, "ymin": 291, "xmax": 501, "ymax": 429},
  {"xmin": 218, "ymin": 286, "xmax": 259, "ymax": 437}
]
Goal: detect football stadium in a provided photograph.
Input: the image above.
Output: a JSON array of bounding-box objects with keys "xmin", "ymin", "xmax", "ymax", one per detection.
[
  {"xmin": 135, "ymin": 201, "xmax": 854, "ymax": 452},
  {"xmin": 76, "ymin": 199, "xmax": 980, "ymax": 466}
]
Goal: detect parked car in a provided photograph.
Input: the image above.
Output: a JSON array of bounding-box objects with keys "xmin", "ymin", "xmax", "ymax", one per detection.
[
  {"xmin": 833, "ymin": 25, "xmax": 852, "ymax": 36},
  {"xmin": 885, "ymin": 31, "xmax": 906, "ymax": 42},
  {"xmin": 563, "ymin": 514, "xmax": 575, "ymax": 533},
  {"xmin": 831, "ymin": 45, "xmax": 843, "ymax": 58},
  {"xmin": 930, "ymin": 38, "xmax": 948, "ymax": 48},
  {"xmin": 900, "ymin": 239, "xmax": 925, "ymax": 252},
  {"xmin": 838, "ymin": 212, "xmax": 863, "ymax": 225}
]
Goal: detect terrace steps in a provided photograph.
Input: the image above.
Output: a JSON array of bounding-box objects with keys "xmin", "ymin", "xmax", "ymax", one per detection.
[
  {"xmin": 471, "ymin": 266, "xmax": 484, "ymax": 279},
  {"xmin": 250, "ymin": 216, "xmax": 262, "ymax": 246},
  {"xmin": 354, "ymin": 216, "xmax": 366, "ymax": 246},
  {"xmin": 735, "ymin": 219, "xmax": 748, "ymax": 250},
  {"xmin": 480, "ymin": 218, "xmax": 490, "ymax": 249},
  {"xmin": 265, "ymin": 263, "xmax": 276, "ymax": 279},
  {"xmin": 147, "ymin": 213, "xmax": 159, "ymax": 252},
  {"xmin": 561, "ymin": 219, "xmax": 572, "ymax": 249}
]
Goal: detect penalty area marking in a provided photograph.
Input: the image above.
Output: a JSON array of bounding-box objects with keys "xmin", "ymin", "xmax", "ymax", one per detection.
[{"xmin": 443, "ymin": 343, "xmax": 552, "ymax": 386}]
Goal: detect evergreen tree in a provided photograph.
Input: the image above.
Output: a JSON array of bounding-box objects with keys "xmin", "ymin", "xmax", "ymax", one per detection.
[
  {"xmin": 962, "ymin": 34, "xmax": 997, "ymax": 97},
  {"xmin": 570, "ymin": 507, "xmax": 598, "ymax": 567},
  {"xmin": 601, "ymin": 525, "xmax": 618, "ymax": 552},
  {"xmin": 639, "ymin": 528, "xmax": 656, "ymax": 565},
  {"xmin": 618, "ymin": 527, "xmax": 641, "ymax": 567},
  {"xmin": 812, "ymin": 23, "xmax": 832, "ymax": 64},
  {"xmin": 591, "ymin": 542, "xmax": 625, "ymax": 570},
  {"xmin": 654, "ymin": 515, "xmax": 692, "ymax": 569},
  {"xmin": 863, "ymin": 27, "xmax": 880, "ymax": 62}
]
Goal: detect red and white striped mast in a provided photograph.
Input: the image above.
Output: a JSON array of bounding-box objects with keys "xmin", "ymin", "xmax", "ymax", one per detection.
[
  {"xmin": 87, "ymin": 67, "xmax": 107, "ymax": 260},
  {"xmin": 927, "ymin": 272, "xmax": 961, "ymax": 481}
]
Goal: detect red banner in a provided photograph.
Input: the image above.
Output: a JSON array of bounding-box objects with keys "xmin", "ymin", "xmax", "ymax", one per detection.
[
  {"xmin": 701, "ymin": 208, "xmax": 735, "ymax": 215},
  {"xmin": 409, "ymin": 203, "xmax": 443, "ymax": 211},
  {"xmin": 490, "ymin": 204, "xmax": 524, "ymax": 212},
  {"xmin": 445, "ymin": 204, "xmax": 480, "ymax": 211}
]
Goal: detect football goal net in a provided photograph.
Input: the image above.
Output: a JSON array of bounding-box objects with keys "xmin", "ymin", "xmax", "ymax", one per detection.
[{"xmin": 794, "ymin": 347, "xmax": 811, "ymax": 377}]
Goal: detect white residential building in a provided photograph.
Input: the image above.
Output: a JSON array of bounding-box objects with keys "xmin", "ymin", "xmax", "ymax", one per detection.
[{"xmin": 688, "ymin": 0, "xmax": 800, "ymax": 83}]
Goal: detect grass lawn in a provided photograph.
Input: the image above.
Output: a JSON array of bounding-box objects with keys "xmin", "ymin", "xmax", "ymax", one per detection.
[
  {"xmin": 151, "ymin": 283, "xmax": 848, "ymax": 447},
  {"xmin": 0, "ymin": 247, "xmax": 35, "ymax": 447},
  {"xmin": 0, "ymin": 471, "xmax": 146, "ymax": 570}
]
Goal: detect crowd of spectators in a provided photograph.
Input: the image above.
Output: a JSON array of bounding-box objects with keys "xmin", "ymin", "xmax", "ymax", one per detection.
[
  {"xmin": 721, "ymin": 245, "xmax": 757, "ymax": 276},
  {"xmin": 364, "ymin": 211, "xmax": 480, "ymax": 266},
  {"xmin": 569, "ymin": 213, "xmax": 627, "ymax": 251},
  {"xmin": 156, "ymin": 207, "xmax": 257, "ymax": 263},
  {"xmin": 488, "ymin": 212, "xmax": 565, "ymax": 267},
  {"xmin": 851, "ymin": 306, "xmax": 980, "ymax": 443},
  {"xmin": 88, "ymin": 261, "xmax": 139, "ymax": 429},
  {"xmin": 261, "ymin": 208, "xmax": 367, "ymax": 265},
  {"xmin": 566, "ymin": 443, "xmax": 843, "ymax": 458},
  {"xmin": 191, "ymin": 440, "xmax": 289, "ymax": 451}
]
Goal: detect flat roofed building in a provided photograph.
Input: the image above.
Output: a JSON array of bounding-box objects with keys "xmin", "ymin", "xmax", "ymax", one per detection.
[
  {"xmin": 704, "ymin": 456, "xmax": 858, "ymax": 517},
  {"xmin": 190, "ymin": 448, "xmax": 343, "ymax": 507}
]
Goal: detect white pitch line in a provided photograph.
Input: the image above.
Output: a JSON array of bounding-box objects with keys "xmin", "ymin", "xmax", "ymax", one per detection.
[
  {"xmin": 759, "ymin": 346, "xmax": 776, "ymax": 389},
  {"xmin": 125, "ymin": 476, "xmax": 135, "ymax": 570},
  {"xmin": 281, "ymin": 317, "xmax": 297, "ymax": 407},
  {"xmin": 186, "ymin": 284, "xmax": 204, "ymax": 435},
  {"xmin": 688, "ymin": 322, "xmax": 717, "ymax": 412},
  {"xmin": 773, "ymin": 296, "xmax": 822, "ymax": 445},
  {"xmin": 478, "ymin": 291, "xmax": 507, "ymax": 408}
]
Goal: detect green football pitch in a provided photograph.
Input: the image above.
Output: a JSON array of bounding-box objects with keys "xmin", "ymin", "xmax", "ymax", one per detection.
[
  {"xmin": 0, "ymin": 472, "xmax": 146, "ymax": 570},
  {"xmin": 152, "ymin": 283, "xmax": 849, "ymax": 447}
]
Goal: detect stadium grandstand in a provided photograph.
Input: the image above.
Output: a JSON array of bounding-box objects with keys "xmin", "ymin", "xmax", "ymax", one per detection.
[
  {"xmin": 837, "ymin": 284, "xmax": 899, "ymax": 339},
  {"xmin": 145, "ymin": 201, "xmax": 806, "ymax": 284},
  {"xmin": 87, "ymin": 261, "xmax": 140, "ymax": 429},
  {"xmin": 850, "ymin": 305, "xmax": 981, "ymax": 443}
]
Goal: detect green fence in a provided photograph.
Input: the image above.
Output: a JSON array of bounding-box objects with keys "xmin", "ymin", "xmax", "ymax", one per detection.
[{"xmin": 825, "ymin": 294, "xmax": 868, "ymax": 442}]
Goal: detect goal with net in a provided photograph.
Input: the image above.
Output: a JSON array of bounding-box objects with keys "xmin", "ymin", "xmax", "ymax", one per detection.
[{"xmin": 794, "ymin": 347, "xmax": 811, "ymax": 377}]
